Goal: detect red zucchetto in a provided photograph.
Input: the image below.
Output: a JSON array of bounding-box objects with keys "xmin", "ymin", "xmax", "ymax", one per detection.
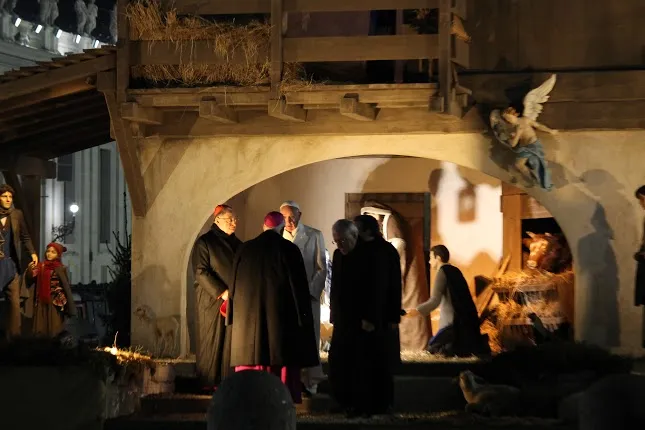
[
  {"xmin": 214, "ymin": 204, "xmax": 232, "ymax": 217},
  {"xmin": 263, "ymin": 211, "xmax": 284, "ymax": 228}
]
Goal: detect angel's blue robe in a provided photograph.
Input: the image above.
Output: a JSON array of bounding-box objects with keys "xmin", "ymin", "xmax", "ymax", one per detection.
[{"xmin": 514, "ymin": 139, "xmax": 552, "ymax": 191}]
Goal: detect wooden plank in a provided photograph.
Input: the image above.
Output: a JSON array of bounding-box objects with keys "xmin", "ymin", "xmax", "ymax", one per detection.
[
  {"xmin": 174, "ymin": 0, "xmax": 440, "ymax": 14},
  {"xmin": 146, "ymin": 107, "xmax": 482, "ymax": 137},
  {"xmin": 462, "ymin": 70, "xmax": 645, "ymax": 104},
  {"xmin": 268, "ymin": 98, "xmax": 306, "ymax": 122},
  {"xmin": 452, "ymin": 0, "xmax": 467, "ymax": 19},
  {"xmin": 1, "ymin": 108, "xmax": 108, "ymax": 143},
  {"xmin": 131, "ymin": 41, "xmax": 268, "ymax": 65},
  {"xmin": 0, "ymin": 156, "xmax": 56, "ymax": 178},
  {"xmin": 0, "ymin": 55, "xmax": 115, "ymax": 102},
  {"xmin": 199, "ymin": 100, "xmax": 239, "ymax": 123},
  {"xmin": 96, "ymin": 71, "xmax": 116, "ymax": 92},
  {"xmin": 339, "ymin": 97, "xmax": 377, "ymax": 121},
  {"xmin": 501, "ymin": 193, "xmax": 523, "ymax": 271},
  {"xmin": 121, "ymin": 102, "xmax": 163, "ymax": 125},
  {"xmin": 103, "ymin": 92, "xmax": 147, "ymax": 217},
  {"xmin": 133, "ymin": 36, "xmax": 438, "ymax": 65},
  {"xmin": 283, "ymin": 35, "xmax": 439, "ymax": 62},
  {"xmin": 0, "ymin": 80, "xmax": 95, "ymax": 115},
  {"xmin": 270, "ymin": 0, "xmax": 283, "ymax": 96}
]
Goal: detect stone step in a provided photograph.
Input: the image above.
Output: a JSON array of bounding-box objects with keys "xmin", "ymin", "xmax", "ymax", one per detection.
[
  {"xmin": 105, "ymin": 412, "xmax": 571, "ymax": 430},
  {"xmin": 142, "ymin": 377, "xmax": 466, "ymax": 416}
]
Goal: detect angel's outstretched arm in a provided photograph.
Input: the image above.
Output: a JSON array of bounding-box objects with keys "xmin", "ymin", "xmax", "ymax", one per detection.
[{"xmin": 530, "ymin": 119, "xmax": 558, "ymax": 134}]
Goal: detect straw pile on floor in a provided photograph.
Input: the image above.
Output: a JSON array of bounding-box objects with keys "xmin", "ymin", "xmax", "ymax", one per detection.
[
  {"xmin": 126, "ymin": 0, "xmax": 307, "ymax": 87},
  {"xmin": 481, "ymin": 270, "xmax": 574, "ymax": 354}
]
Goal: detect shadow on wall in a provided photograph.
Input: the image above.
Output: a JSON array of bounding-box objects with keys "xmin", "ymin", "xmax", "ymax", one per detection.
[
  {"xmin": 132, "ymin": 264, "xmax": 177, "ymax": 354},
  {"xmin": 576, "ymin": 168, "xmax": 636, "ymax": 347}
]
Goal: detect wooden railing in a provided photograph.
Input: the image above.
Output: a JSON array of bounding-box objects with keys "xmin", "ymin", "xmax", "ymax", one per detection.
[{"xmin": 123, "ymin": 0, "xmax": 469, "ymax": 115}]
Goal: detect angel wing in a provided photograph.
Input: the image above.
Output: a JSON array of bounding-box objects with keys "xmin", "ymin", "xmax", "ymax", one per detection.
[{"xmin": 522, "ymin": 74, "xmax": 557, "ymax": 121}]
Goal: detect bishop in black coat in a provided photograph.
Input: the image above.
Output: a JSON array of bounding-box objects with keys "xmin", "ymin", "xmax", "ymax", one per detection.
[
  {"xmin": 192, "ymin": 206, "xmax": 243, "ymax": 387},
  {"xmin": 227, "ymin": 228, "xmax": 319, "ymax": 371}
]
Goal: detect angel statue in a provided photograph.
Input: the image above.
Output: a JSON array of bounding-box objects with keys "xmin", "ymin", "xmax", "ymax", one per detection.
[{"xmin": 489, "ymin": 74, "xmax": 559, "ymax": 191}]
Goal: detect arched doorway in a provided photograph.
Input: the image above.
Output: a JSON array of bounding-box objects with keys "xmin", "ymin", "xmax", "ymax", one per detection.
[{"xmin": 183, "ymin": 156, "xmax": 575, "ymax": 356}]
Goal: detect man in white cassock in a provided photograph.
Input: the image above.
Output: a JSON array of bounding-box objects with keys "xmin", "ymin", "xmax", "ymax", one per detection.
[{"xmin": 279, "ymin": 200, "xmax": 327, "ymax": 396}]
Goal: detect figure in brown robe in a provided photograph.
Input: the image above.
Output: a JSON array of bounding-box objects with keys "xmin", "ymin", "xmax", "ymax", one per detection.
[
  {"xmin": 227, "ymin": 211, "xmax": 318, "ymax": 404},
  {"xmin": 25, "ymin": 242, "xmax": 76, "ymax": 337},
  {"xmin": 192, "ymin": 205, "xmax": 242, "ymax": 388}
]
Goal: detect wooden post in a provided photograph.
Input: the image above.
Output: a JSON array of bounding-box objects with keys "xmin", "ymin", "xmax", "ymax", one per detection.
[
  {"xmin": 270, "ymin": 0, "xmax": 284, "ymax": 97},
  {"xmin": 116, "ymin": 0, "xmax": 130, "ymax": 102},
  {"xmin": 501, "ymin": 183, "xmax": 524, "ymax": 271},
  {"xmin": 438, "ymin": 0, "xmax": 453, "ymax": 115}
]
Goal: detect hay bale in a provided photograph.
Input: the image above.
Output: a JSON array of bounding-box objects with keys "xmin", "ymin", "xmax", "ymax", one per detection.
[{"xmin": 126, "ymin": 0, "xmax": 308, "ymax": 88}]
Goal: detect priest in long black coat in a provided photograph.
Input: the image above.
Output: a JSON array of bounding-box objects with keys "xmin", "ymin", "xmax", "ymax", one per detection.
[
  {"xmin": 192, "ymin": 205, "xmax": 243, "ymax": 388},
  {"xmin": 227, "ymin": 211, "xmax": 319, "ymax": 404}
]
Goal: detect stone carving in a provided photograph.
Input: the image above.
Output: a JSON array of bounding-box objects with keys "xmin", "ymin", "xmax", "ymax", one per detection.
[
  {"xmin": 133, "ymin": 305, "xmax": 180, "ymax": 357},
  {"xmin": 85, "ymin": 0, "xmax": 98, "ymax": 36},
  {"xmin": 489, "ymin": 74, "xmax": 559, "ymax": 191},
  {"xmin": 0, "ymin": 0, "xmax": 17, "ymax": 15},
  {"xmin": 75, "ymin": 0, "xmax": 87, "ymax": 34},
  {"xmin": 109, "ymin": 4, "xmax": 117, "ymax": 43},
  {"xmin": 38, "ymin": 0, "xmax": 59, "ymax": 27}
]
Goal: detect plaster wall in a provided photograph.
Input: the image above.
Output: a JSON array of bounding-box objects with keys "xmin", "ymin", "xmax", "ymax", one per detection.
[
  {"xmin": 131, "ymin": 131, "xmax": 645, "ymax": 356},
  {"xmin": 184, "ymin": 158, "xmax": 503, "ymax": 349}
]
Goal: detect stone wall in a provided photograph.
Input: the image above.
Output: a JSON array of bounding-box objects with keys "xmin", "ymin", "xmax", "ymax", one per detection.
[{"xmin": 130, "ymin": 131, "xmax": 645, "ymax": 356}]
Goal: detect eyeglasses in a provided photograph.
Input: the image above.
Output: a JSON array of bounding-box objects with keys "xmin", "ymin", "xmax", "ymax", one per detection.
[{"xmin": 217, "ymin": 216, "xmax": 238, "ymax": 224}]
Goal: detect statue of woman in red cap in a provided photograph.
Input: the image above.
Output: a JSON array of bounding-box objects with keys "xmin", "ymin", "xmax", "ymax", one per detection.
[{"xmin": 25, "ymin": 242, "xmax": 77, "ymax": 337}]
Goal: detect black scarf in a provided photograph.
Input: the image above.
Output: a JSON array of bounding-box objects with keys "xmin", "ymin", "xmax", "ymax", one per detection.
[{"xmin": 0, "ymin": 205, "xmax": 13, "ymax": 219}]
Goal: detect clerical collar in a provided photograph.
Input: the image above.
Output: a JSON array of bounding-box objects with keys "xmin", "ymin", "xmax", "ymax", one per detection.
[{"xmin": 283, "ymin": 225, "xmax": 299, "ymax": 242}]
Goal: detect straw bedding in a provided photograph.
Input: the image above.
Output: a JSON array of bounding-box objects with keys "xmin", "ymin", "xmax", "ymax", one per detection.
[{"xmin": 126, "ymin": 0, "xmax": 308, "ymax": 88}]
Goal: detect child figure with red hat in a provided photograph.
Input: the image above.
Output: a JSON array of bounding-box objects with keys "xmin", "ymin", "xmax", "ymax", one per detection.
[{"xmin": 25, "ymin": 242, "xmax": 77, "ymax": 337}]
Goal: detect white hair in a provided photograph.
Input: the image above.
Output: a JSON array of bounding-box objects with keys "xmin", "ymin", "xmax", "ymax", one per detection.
[
  {"xmin": 280, "ymin": 200, "xmax": 301, "ymax": 212},
  {"xmin": 332, "ymin": 219, "xmax": 358, "ymax": 240}
]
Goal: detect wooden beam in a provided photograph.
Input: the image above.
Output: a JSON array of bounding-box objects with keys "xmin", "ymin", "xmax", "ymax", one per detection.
[
  {"xmin": 96, "ymin": 71, "xmax": 116, "ymax": 92},
  {"xmin": 130, "ymin": 41, "xmax": 268, "ymax": 66},
  {"xmin": 270, "ymin": 0, "xmax": 284, "ymax": 96},
  {"xmin": 4, "ymin": 119, "xmax": 112, "ymax": 154},
  {"xmin": 103, "ymin": 92, "xmax": 147, "ymax": 217},
  {"xmin": 121, "ymin": 102, "xmax": 163, "ymax": 125},
  {"xmin": 199, "ymin": 100, "xmax": 239, "ymax": 124},
  {"xmin": 438, "ymin": 0, "xmax": 455, "ymax": 116},
  {"xmin": 173, "ymin": 0, "xmax": 440, "ymax": 14},
  {"xmin": 0, "ymin": 80, "xmax": 95, "ymax": 115},
  {"xmin": 268, "ymin": 98, "xmax": 307, "ymax": 122},
  {"xmin": 283, "ymin": 35, "xmax": 439, "ymax": 62},
  {"xmin": 133, "ymin": 35, "xmax": 439, "ymax": 66},
  {"xmin": 0, "ymin": 55, "xmax": 115, "ymax": 102},
  {"xmin": 1, "ymin": 108, "xmax": 108, "ymax": 143},
  {"xmin": 0, "ymin": 156, "xmax": 56, "ymax": 178},
  {"xmin": 339, "ymin": 97, "xmax": 377, "ymax": 121}
]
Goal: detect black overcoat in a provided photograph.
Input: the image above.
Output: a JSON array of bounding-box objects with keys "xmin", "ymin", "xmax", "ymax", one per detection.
[
  {"xmin": 635, "ymin": 218, "xmax": 645, "ymax": 306},
  {"xmin": 192, "ymin": 224, "xmax": 242, "ymax": 385},
  {"xmin": 227, "ymin": 230, "xmax": 319, "ymax": 368}
]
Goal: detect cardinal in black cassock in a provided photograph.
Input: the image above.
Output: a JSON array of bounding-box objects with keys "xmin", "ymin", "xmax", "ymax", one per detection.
[
  {"xmin": 226, "ymin": 211, "xmax": 319, "ymax": 404},
  {"xmin": 192, "ymin": 205, "xmax": 242, "ymax": 389}
]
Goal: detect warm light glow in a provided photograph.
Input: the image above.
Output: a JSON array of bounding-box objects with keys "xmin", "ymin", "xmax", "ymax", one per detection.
[
  {"xmin": 109, "ymin": 347, "xmax": 118, "ymax": 355},
  {"xmin": 75, "ymin": 34, "xmax": 81, "ymax": 44},
  {"xmin": 14, "ymin": 18, "xmax": 21, "ymax": 27},
  {"xmin": 35, "ymin": 25, "xmax": 43, "ymax": 34},
  {"xmin": 69, "ymin": 203, "xmax": 79, "ymax": 214},
  {"xmin": 55, "ymin": 29, "xmax": 62, "ymax": 39}
]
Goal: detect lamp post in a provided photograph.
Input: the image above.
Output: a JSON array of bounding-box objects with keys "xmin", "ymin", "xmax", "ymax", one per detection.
[{"xmin": 51, "ymin": 203, "xmax": 80, "ymax": 243}]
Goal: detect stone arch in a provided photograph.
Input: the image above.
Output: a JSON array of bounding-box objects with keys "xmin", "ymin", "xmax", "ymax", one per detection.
[
  {"xmin": 130, "ymin": 131, "xmax": 643, "ymax": 356},
  {"xmin": 170, "ymin": 133, "xmax": 583, "ymax": 356}
]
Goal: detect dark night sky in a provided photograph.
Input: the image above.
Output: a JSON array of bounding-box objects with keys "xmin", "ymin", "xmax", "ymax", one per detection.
[{"xmin": 15, "ymin": 0, "xmax": 116, "ymax": 43}]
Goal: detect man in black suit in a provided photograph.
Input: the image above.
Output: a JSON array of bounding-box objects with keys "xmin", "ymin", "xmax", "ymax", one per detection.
[{"xmin": 0, "ymin": 183, "xmax": 38, "ymax": 339}]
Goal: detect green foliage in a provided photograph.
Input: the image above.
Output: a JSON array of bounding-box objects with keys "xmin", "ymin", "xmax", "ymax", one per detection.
[{"xmin": 104, "ymin": 231, "xmax": 132, "ymax": 347}]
